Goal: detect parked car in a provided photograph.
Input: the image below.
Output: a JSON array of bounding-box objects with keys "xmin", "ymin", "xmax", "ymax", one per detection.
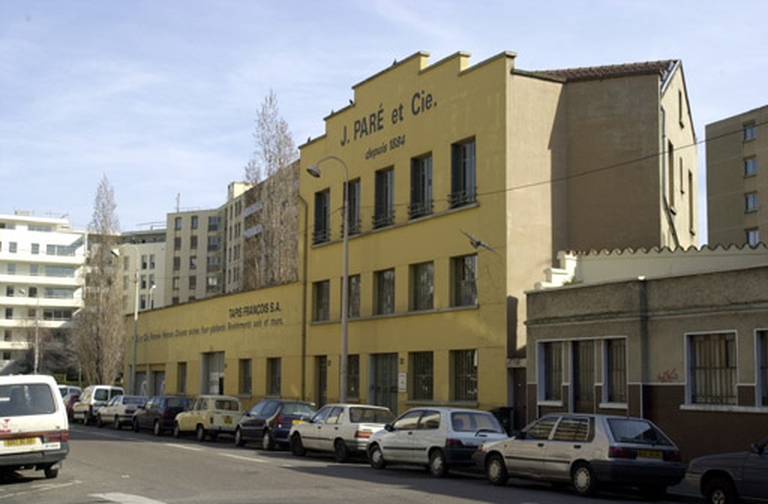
[
  {"xmin": 96, "ymin": 395, "xmax": 147, "ymax": 429},
  {"xmin": 57, "ymin": 385, "xmax": 81, "ymax": 398},
  {"xmin": 132, "ymin": 396, "xmax": 192, "ymax": 436},
  {"xmin": 0, "ymin": 374, "xmax": 69, "ymax": 479},
  {"xmin": 476, "ymin": 413, "xmax": 686, "ymax": 498},
  {"xmin": 63, "ymin": 392, "xmax": 80, "ymax": 420},
  {"xmin": 235, "ymin": 399, "xmax": 316, "ymax": 450},
  {"xmin": 367, "ymin": 407, "xmax": 508, "ymax": 478},
  {"xmin": 288, "ymin": 403, "xmax": 395, "ymax": 462},
  {"xmin": 174, "ymin": 395, "xmax": 242, "ymax": 441},
  {"xmin": 71, "ymin": 385, "xmax": 124, "ymax": 425},
  {"xmin": 685, "ymin": 438, "xmax": 768, "ymax": 504}
]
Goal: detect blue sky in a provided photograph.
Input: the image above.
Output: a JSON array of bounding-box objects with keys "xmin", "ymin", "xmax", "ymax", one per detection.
[{"xmin": 2, "ymin": 1, "xmax": 766, "ymax": 241}]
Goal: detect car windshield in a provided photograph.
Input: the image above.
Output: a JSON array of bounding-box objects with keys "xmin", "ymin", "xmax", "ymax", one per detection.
[
  {"xmin": 281, "ymin": 402, "xmax": 315, "ymax": 416},
  {"xmin": 0, "ymin": 384, "xmax": 56, "ymax": 417},
  {"xmin": 607, "ymin": 418, "xmax": 673, "ymax": 446},
  {"xmin": 450, "ymin": 412, "xmax": 504, "ymax": 433},
  {"xmin": 124, "ymin": 397, "xmax": 145, "ymax": 405},
  {"xmin": 349, "ymin": 407, "xmax": 395, "ymax": 424}
]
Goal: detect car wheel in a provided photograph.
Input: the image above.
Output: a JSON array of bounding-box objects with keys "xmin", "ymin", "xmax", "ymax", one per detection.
[
  {"xmin": 334, "ymin": 439, "xmax": 349, "ymax": 463},
  {"xmin": 486, "ymin": 453, "xmax": 508, "ymax": 486},
  {"xmin": 428, "ymin": 449, "xmax": 447, "ymax": 478},
  {"xmin": 96, "ymin": 415, "xmax": 104, "ymax": 428},
  {"xmin": 173, "ymin": 423, "xmax": 181, "ymax": 438},
  {"xmin": 132, "ymin": 418, "xmax": 140, "ymax": 432},
  {"xmin": 704, "ymin": 476, "xmax": 737, "ymax": 504},
  {"xmin": 571, "ymin": 462, "xmax": 598, "ymax": 496},
  {"xmin": 153, "ymin": 420, "xmax": 162, "ymax": 437},
  {"xmin": 43, "ymin": 466, "xmax": 59, "ymax": 479},
  {"xmin": 369, "ymin": 444, "xmax": 386, "ymax": 469},
  {"xmin": 234, "ymin": 427, "xmax": 244, "ymax": 447},
  {"xmin": 196, "ymin": 425, "xmax": 206, "ymax": 442},
  {"xmin": 290, "ymin": 434, "xmax": 306, "ymax": 456},
  {"xmin": 261, "ymin": 430, "xmax": 274, "ymax": 451}
]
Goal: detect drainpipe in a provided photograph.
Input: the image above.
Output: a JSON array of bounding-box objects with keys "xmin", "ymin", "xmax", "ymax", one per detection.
[
  {"xmin": 299, "ymin": 194, "xmax": 308, "ymax": 401},
  {"xmin": 638, "ymin": 276, "xmax": 649, "ymax": 419}
]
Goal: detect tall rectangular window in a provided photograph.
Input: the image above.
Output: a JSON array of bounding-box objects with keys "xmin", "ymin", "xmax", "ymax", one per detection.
[
  {"xmin": 345, "ymin": 179, "xmax": 361, "ymax": 235},
  {"xmin": 541, "ymin": 342, "xmax": 563, "ymax": 401},
  {"xmin": 208, "ymin": 216, "xmax": 219, "ymax": 231},
  {"xmin": 451, "ymin": 254, "xmax": 477, "ymax": 307},
  {"xmin": 744, "ymin": 122, "xmax": 757, "ymax": 141},
  {"xmin": 312, "ymin": 280, "xmax": 330, "ymax": 321},
  {"xmin": 31, "ymin": 243, "xmax": 39, "ymax": 255},
  {"xmin": 190, "ymin": 235, "xmax": 198, "ymax": 250},
  {"xmin": 347, "ymin": 354, "xmax": 360, "ymax": 400},
  {"xmin": 189, "ymin": 275, "xmax": 197, "ymax": 290},
  {"xmin": 745, "ymin": 157, "xmax": 757, "ymax": 177},
  {"xmin": 747, "ymin": 228, "xmax": 760, "ymax": 246},
  {"xmin": 450, "ymin": 138, "xmax": 476, "ymax": 208},
  {"xmin": 267, "ymin": 357, "xmax": 281, "ymax": 396},
  {"xmin": 410, "ymin": 262, "xmax": 433, "ymax": 311},
  {"xmin": 451, "ymin": 349, "xmax": 477, "ymax": 401},
  {"xmin": 191, "ymin": 215, "xmax": 199, "ymax": 229},
  {"xmin": 313, "ymin": 190, "xmax": 330, "ymax": 244},
  {"xmin": 207, "ymin": 236, "xmax": 219, "ymax": 251},
  {"xmin": 758, "ymin": 331, "xmax": 768, "ymax": 406},
  {"xmin": 689, "ymin": 332, "xmax": 737, "ymax": 405},
  {"xmin": 605, "ymin": 339, "xmax": 627, "ymax": 403},
  {"xmin": 174, "ymin": 217, "xmax": 182, "ymax": 230},
  {"xmin": 345, "ymin": 274, "xmax": 360, "ymax": 318},
  {"xmin": 667, "ymin": 141, "xmax": 675, "ymax": 207},
  {"xmin": 177, "ymin": 362, "xmax": 187, "ymax": 394},
  {"xmin": 409, "ymin": 154, "xmax": 433, "ymax": 219},
  {"xmin": 8, "ymin": 242, "xmax": 17, "ymax": 253},
  {"xmin": 410, "ymin": 351, "xmax": 433, "ymax": 401},
  {"xmin": 173, "ymin": 257, "xmax": 181, "ymax": 271},
  {"xmin": 374, "ymin": 268, "xmax": 395, "ymax": 315},
  {"xmin": 374, "ymin": 167, "xmax": 395, "ymax": 228},
  {"xmin": 174, "ymin": 237, "xmax": 181, "ymax": 251},
  {"xmin": 239, "ymin": 359, "xmax": 252, "ymax": 395},
  {"xmin": 745, "ymin": 192, "xmax": 759, "ymax": 212}
]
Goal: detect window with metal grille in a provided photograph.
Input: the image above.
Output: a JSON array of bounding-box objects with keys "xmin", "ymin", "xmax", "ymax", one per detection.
[
  {"xmin": 312, "ymin": 280, "xmax": 330, "ymax": 321},
  {"xmin": 239, "ymin": 359, "xmax": 252, "ymax": 395},
  {"xmin": 605, "ymin": 339, "xmax": 627, "ymax": 403},
  {"xmin": 410, "ymin": 261, "xmax": 433, "ymax": 311},
  {"xmin": 313, "ymin": 190, "xmax": 330, "ymax": 244},
  {"xmin": 451, "ymin": 254, "xmax": 477, "ymax": 307},
  {"xmin": 374, "ymin": 168, "xmax": 395, "ymax": 228},
  {"xmin": 759, "ymin": 331, "xmax": 768, "ymax": 406},
  {"xmin": 267, "ymin": 358, "xmax": 281, "ymax": 396},
  {"xmin": 450, "ymin": 138, "xmax": 476, "ymax": 208},
  {"xmin": 344, "ymin": 180, "xmax": 361, "ymax": 235},
  {"xmin": 689, "ymin": 332, "xmax": 737, "ymax": 405},
  {"xmin": 409, "ymin": 154, "xmax": 433, "ymax": 219},
  {"xmin": 345, "ymin": 274, "xmax": 360, "ymax": 318},
  {"xmin": 374, "ymin": 268, "xmax": 395, "ymax": 315},
  {"xmin": 542, "ymin": 342, "xmax": 563, "ymax": 401},
  {"xmin": 410, "ymin": 352, "xmax": 433, "ymax": 400},
  {"xmin": 347, "ymin": 354, "xmax": 360, "ymax": 400},
  {"xmin": 451, "ymin": 349, "xmax": 477, "ymax": 401}
]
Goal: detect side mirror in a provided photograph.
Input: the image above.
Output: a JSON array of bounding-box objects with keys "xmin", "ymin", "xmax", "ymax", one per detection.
[
  {"xmin": 385, "ymin": 423, "xmax": 394, "ymax": 432},
  {"xmin": 750, "ymin": 443, "xmax": 764, "ymax": 455}
]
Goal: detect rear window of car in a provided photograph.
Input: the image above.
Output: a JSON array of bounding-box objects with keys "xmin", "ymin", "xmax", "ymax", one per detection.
[
  {"xmin": 607, "ymin": 418, "xmax": 673, "ymax": 446},
  {"xmin": 0, "ymin": 384, "xmax": 56, "ymax": 417},
  {"xmin": 215, "ymin": 400, "xmax": 239, "ymax": 411},
  {"xmin": 349, "ymin": 407, "xmax": 395, "ymax": 424},
  {"xmin": 450, "ymin": 412, "xmax": 504, "ymax": 433},
  {"xmin": 281, "ymin": 402, "xmax": 315, "ymax": 416}
]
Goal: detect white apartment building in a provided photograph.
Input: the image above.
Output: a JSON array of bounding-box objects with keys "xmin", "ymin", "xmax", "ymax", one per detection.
[{"xmin": 0, "ymin": 212, "xmax": 86, "ymax": 373}]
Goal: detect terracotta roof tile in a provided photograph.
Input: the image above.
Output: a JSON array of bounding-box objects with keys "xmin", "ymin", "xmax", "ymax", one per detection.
[{"xmin": 532, "ymin": 60, "xmax": 677, "ymax": 82}]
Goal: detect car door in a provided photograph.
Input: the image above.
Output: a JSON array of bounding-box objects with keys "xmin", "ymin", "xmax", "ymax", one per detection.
[
  {"xmin": 542, "ymin": 415, "xmax": 592, "ymax": 479},
  {"xmin": 303, "ymin": 406, "xmax": 332, "ymax": 450},
  {"xmin": 742, "ymin": 443, "xmax": 768, "ymax": 499},
  {"xmin": 505, "ymin": 415, "xmax": 559, "ymax": 478},
  {"xmin": 379, "ymin": 409, "xmax": 422, "ymax": 463},
  {"xmin": 412, "ymin": 410, "xmax": 441, "ymax": 465},
  {"xmin": 317, "ymin": 406, "xmax": 344, "ymax": 452}
]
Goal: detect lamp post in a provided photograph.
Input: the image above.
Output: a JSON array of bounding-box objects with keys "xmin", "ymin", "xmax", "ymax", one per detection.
[
  {"xmin": 111, "ymin": 246, "xmax": 139, "ymax": 395},
  {"xmin": 148, "ymin": 284, "xmax": 156, "ymax": 310},
  {"xmin": 307, "ymin": 155, "xmax": 350, "ymax": 403}
]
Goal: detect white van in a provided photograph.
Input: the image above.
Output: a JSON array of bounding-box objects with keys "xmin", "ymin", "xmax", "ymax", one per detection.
[
  {"xmin": 72, "ymin": 384, "xmax": 124, "ymax": 425},
  {"xmin": 0, "ymin": 375, "xmax": 69, "ymax": 478}
]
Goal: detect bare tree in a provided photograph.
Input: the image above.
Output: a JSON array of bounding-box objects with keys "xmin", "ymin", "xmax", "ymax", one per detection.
[
  {"xmin": 244, "ymin": 89, "xmax": 297, "ymax": 183},
  {"xmin": 76, "ymin": 175, "xmax": 124, "ymax": 385}
]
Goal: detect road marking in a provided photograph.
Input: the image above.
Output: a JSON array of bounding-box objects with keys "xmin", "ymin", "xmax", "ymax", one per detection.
[
  {"xmin": 90, "ymin": 493, "xmax": 166, "ymax": 504},
  {"xmin": 163, "ymin": 443, "xmax": 204, "ymax": 452},
  {"xmin": 217, "ymin": 452, "xmax": 267, "ymax": 463},
  {"xmin": 0, "ymin": 480, "xmax": 80, "ymax": 500}
]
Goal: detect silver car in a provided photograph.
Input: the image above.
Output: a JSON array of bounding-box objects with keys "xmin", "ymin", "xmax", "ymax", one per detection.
[
  {"xmin": 476, "ymin": 413, "xmax": 686, "ymax": 498},
  {"xmin": 367, "ymin": 407, "xmax": 508, "ymax": 477},
  {"xmin": 685, "ymin": 438, "xmax": 768, "ymax": 504}
]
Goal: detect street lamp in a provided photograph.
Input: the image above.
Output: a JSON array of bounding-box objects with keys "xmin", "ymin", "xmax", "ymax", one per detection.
[
  {"xmin": 17, "ymin": 288, "xmax": 40, "ymax": 374},
  {"xmin": 148, "ymin": 284, "xmax": 157, "ymax": 310},
  {"xmin": 307, "ymin": 155, "xmax": 350, "ymax": 403},
  {"xmin": 111, "ymin": 246, "xmax": 139, "ymax": 395}
]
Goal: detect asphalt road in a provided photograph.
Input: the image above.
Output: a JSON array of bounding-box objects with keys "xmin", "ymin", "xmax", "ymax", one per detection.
[{"xmin": 0, "ymin": 424, "xmax": 699, "ymax": 503}]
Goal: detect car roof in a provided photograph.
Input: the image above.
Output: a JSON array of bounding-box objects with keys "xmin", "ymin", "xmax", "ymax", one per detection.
[{"xmin": 0, "ymin": 374, "xmax": 58, "ymax": 386}]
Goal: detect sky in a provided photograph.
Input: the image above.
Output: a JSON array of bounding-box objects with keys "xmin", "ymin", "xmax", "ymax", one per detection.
[{"xmin": 2, "ymin": 1, "xmax": 766, "ymax": 242}]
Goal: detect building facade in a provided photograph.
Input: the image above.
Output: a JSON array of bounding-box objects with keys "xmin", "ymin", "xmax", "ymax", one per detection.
[
  {"xmin": 707, "ymin": 105, "xmax": 768, "ymax": 247},
  {"xmin": 117, "ymin": 228, "xmax": 167, "ymax": 315},
  {"xmin": 0, "ymin": 212, "xmax": 86, "ymax": 372}
]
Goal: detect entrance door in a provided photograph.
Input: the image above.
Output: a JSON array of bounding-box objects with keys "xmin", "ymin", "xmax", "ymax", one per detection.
[
  {"xmin": 572, "ymin": 341, "xmax": 595, "ymax": 413},
  {"xmin": 202, "ymin": 352, "xmax": 225, "ymax": 394},
  {"xmin": 370, "ymin": 353, "xmax": 398, "ymax": 414},
  {"xmin": 316, "ymin": 356, "xmax": 327, "ymax": 408}
]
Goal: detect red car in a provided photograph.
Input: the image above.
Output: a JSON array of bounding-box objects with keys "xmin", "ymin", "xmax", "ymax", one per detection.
[{"xmin": 63, "ymin": 392, "xmax": 81, "ymax": 420}]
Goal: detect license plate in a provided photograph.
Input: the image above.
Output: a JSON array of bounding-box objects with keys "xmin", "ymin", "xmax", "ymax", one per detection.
[
  {"xmin": 5, "ymin": 438, "xmax": 36, "ymax": 447},
  {"xmin": 637, "ymin": 449, "xmax": 662, "ymax": 459},
  {"xmin": 292, "ymin": 419, "xmax": 305, "ymax": 425},
  {"xmin": 224, "ymin": 416, "xmax": 232, "ymax": 424}
]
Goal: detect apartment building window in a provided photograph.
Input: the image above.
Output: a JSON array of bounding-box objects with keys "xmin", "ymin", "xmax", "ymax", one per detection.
[
  {"xmin": 174, "ymin": 217, "xmax": 182, "ymax": 230},
  {"xmin": 173, "ymin": 257, "xmax": 181, "ymax": 271},
  {"xmin": 189, "ymin": 275, "xmax": 197, "ymax": 290},
  {"xmin": 206, "ymin": 275, "xmax": 218, "ymax": 290},
  {"xmin": 451, "ymin": 349, "xmax": 477, "ymax": 402},
  {"xmin": 140, "ymin": 294, "xmax": 147, "ymax": 310},
  {"xmin": 541, "ymin": 341, "xmax": 563, "ymax": 401},
  {"xmin": 746, "ymin": 192, "xmax": 759, "ymax": 212},
  {"xmin": 758, "ymin": 331, "xmax": 768, "ymax": 406},
  {"xmin": 172, "ymin": 296, "xmax": 179, "ymax": 305},
  {"xmin": 374, "ymin": 268, "xmax": 395, "ymax": 315},
  {"xmin": 140, "ymin": 275, "xmax": 147, "ymax": 289},
  {"xmin": 745, "ymin": 157, "xmax": 757, "ymax": 177},
  {"xmin": 605, "ymin": 339, "xmax": 627, "ymax": 403},
  {"xmin": 29, "ymin": 265, "xmax": 37, "ymax": 276},
  {"xmin": 191, "ymin": 215, "xmax": 199, "ymax": 229},
  {"xmin": 688, "ymin": 332, "xmax": 737, "ymax": 405},
  {"xmin": 744, "ymin": 122, "xmax": 757, "ymax": 141},
  {"xmin": 172, "ymin": 277, "xmax": 180, "ymax": 290},
  {"xmin": 312, "ymin": 280, "xmax": 330, "ymax": 321},
  {"xmin": 409, "ymin": 154, "xmax": 433, "ymax": 219},
  {"xmin": 207, "ymin": 256, "xmax": 220, "ymax": 271},
  {"xmin": 31, "ymin": 243, "xmax": 39, "ymax": 255},
  {"xmin": 450, "ymin": 138, "xmax": 476, "ymax": 208},
  {"xmin": 4, "ymin": 308, "xmax": 12, "ymax": 319},
  {"xmin": 345, "ymin": 179, "xmax": 361, "ymax": 235},
  {"xmin": 345, "ymin": 274, "xmax": 360, "ymax": 318},
  {"xmin": 149, "ymin": 254, "xmax": 155, "ymax": 269},
  {"xmin": 451, "ymin": 254, "xmax": 477, "ymax": 307},
  {"xmin": 4, "ymin": 287, "xmax": 13, "ymax": 297},
  {"xmin": 667, "ymin": 141, "xmax": 675, "ymax": 208},
  {"xmin": 8, "ymin": 242, "xmax": 17, "ymax": 253},
  {"xmin": 410, "ymin": 261, "xmax": 433, "ymax": 311},
  {"xmin": 190, "ymin": 235, "xmax": 198, "ymax": 249},
  {"xmin": 4, "ymin": 330, "xmax": 11, "ymax": 342},
  {"xmin": 747, "ymin": 228, "xmax": 760, "ymax": 246},
  {"xmin": 410, "ymin": 351, "xmax": 433, "ymax": 400},
  {"xmin": 374, "ymin": 167, "xmax": 395, "ymax": 228},
  {"xmin": 6, "ymin": 264, "xmax": 15, "ymax": 275},
  {"xmin": 174, "ymin": 237, "xmax": 181, "ymax": 251},
  {"xmin": 190, "ymin": 256, "xmax": 197, "ymax": 270},
  {"xmin": 207, "ymin": 236, "xmax": 219, "ymax": 251},
  {"xmin": 313, "ymin": 189, "xmax": 330, "ymax": 244},
  {"xmin": 347, "ymin": 354, "xmax": 360, "ymax": 399},
  {"xmin": 267, "ymin": 358, "xmax": 281, "ymax": 396},
  {"xmin": 208, "ymin": 216, "xmax": 219, "ymax": 231},
  {"xmin": 239, "ymin": 359, "xmax": 252, "ymax": 395}
]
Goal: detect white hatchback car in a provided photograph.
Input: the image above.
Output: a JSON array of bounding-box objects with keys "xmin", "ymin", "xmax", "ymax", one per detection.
[
  {"xmin": 0, "ymin": 375, "xmax": 69, "ymax": 479},
  {"xmin": 289, "ymin": 403, "xmax": 395, "ymax": 462},
  {"xmin": 367, "ymin": 407, "xmax": 508, "ymax": 477}
]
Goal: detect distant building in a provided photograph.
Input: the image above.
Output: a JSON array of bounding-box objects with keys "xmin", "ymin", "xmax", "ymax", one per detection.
[
  {"xmin": 224, "ymin": 182, "xmax": 253, "ymax": 294},
  {"xmin": 707, "ymin": 105, "xmax": 768, "ymax": 247},
  {"xmin": 115, "ymin": 228, "xmax": 167, "ymax": 314},
  {"xmin": 0, "ymin": 212, "xmax": 86, "ymax": 372}
]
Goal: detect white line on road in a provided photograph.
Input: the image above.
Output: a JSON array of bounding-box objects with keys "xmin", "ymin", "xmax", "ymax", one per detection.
[
  {"xmin": 162, "ymin": 443, "xmax": 204, "ymax": 452},
  {"xmin": 90, "ymin": 493, "xmax": 166, "ymax": 504},
  {"xmin": 217, "ymin": 452, "xmax": 268, "ymax": 463},
  {"xmin": 0, "ymin": 480, "xmax": 81, "ymax": 500}
]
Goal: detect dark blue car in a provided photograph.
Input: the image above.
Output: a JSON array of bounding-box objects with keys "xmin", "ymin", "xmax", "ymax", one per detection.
[
  {"xmin": 235, "ymin": 399, "xmax": 315, "ymax": 450},
  {"xmin": 132, "ymin": 396, "xmax": 192, "ymax": 436}
]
